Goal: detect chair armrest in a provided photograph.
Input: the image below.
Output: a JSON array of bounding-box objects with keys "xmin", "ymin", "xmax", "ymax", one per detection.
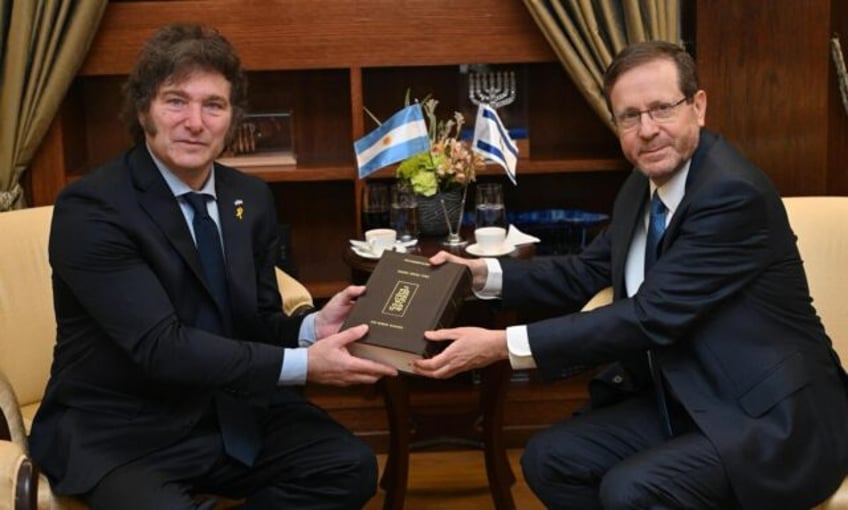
[
  {"xmin": 581, "ymin": 287, "xmax": 613, "ymax": 312},
  {"xmin": 0, "ymin": 372, "xmax": 27, "ymax": 446},
  {"xmin": 275, "ymin": 268, "xmax": 315, "ymax": 317},
  {"xmin": 813, "ymin": 477, "xmax": 848, "ymax": 509},
  {"xmin": 0, "ymin": 440, "xmax": 37, "ymax": 510}
]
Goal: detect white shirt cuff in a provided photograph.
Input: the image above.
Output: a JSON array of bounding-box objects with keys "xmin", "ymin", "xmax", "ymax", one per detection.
[
  {"xmin": 506, "ymin": 325, "xmax": 537, "ymax": 370},
  {"xmin": 474, "ymin": 258, "xmax": 503, "ymax": 300}
]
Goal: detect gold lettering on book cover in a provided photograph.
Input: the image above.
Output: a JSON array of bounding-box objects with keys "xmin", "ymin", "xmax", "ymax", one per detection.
[
  {"xmin": 397, "ymin": 269, "xmax": 430, "ymax": 279},
  {"xmin": 369, "ymin": 319, "xmax": 403, "ymax": 330},
  {"xmin": 381, "ymin": 281, "xmax": 419, "ymax": 317}
]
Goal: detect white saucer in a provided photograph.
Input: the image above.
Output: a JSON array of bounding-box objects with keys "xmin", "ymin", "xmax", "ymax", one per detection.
[
  {"xmin": 352, "ymin": 245, "xmax": 407, "ymax": 260},
  {"xmin": 465, "ymin": 242, "xmax": 515, "ymax": 257},
  {"xmin": 349, "ymin": 238, "xmax": 417, "ymax": 251}
]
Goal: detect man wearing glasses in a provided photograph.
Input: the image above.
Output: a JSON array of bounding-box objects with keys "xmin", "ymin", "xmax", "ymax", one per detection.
[{"xmin": 417, "ymin": 41, "xmax": 848, "ymax": 509}]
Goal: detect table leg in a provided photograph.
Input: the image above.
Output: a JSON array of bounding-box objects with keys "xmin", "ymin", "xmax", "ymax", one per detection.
[
  {"xmin": 481, "ymin": 360, "xmax": 516, "ymax": 510},
  {"xmin": 379, "ymin": 376, "xmax": 410, "ymax": 510}
]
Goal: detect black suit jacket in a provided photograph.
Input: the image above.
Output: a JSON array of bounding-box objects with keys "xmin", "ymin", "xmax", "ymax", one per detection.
[
  {"xmin": 501, "ymin": 129, "xmax": 848, "ymax": 508},
  {"xmin": 30, "ymin": 145, "xmax": 304, "ymax": 494}
]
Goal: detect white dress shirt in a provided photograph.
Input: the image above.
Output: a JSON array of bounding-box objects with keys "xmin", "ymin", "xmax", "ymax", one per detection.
[{"xmin": 487, "ymin": 161, "xmax": 691, "ymax": 369}]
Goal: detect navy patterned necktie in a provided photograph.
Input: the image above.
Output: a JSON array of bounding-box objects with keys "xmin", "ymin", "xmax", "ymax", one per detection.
[
  {"xmin": 645, "ymin": 190, "xmax": 667, "ymax": 272},
  {"xmin": 184, "ymin": 192, "xmax": 259, "ymax": 465}
]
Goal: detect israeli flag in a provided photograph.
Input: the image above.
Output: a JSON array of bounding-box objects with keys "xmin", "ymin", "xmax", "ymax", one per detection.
[
  {"xmin": 473, "ymin": 104, "xmax": 518, "ymax": 184},
  {"xmin": 354, "ymin": 104, "xmax": 430, "ymax": 178}
]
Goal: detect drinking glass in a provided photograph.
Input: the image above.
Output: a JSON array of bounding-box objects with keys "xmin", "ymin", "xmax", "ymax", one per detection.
[
  {"xmin": 475, "ymin": 183, "xmax": 506, "ymax": 229},
  {"xmin": 361, "ymin": 182, "xmax": 390, "ymax": 232},
  {"xmin": 390, "ymin": 183, "xmax": 419, "ymax": 242}
]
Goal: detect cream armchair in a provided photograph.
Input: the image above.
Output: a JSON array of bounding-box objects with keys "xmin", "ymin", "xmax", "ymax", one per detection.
[
  {"xmin": 784, "ymin": 197, "xmax": 848, "ymax": 510},
  {"xmin": 580, "ymin": 196, "xmax": 848, "ymax": 509},
  {"xmin": 0, "ymin": 205, "xmax": 314, "ymax": 510}
]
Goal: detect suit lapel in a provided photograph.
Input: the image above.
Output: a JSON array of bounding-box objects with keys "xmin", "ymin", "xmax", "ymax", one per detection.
[
  {"xmin": 216, "ymin": 167, "xmax": 257, "ymax": 320},
  {"xmin": 129, "ymin": 146, "xmax": 214, "ymax": 303},
  {"xmin": 663, "ymin": 128, "xmax": 718, "ymax": 246}
]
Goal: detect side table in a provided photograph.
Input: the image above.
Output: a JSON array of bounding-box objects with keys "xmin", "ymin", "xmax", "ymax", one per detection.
[{"xmin": 343, "ymin": 236, "xmax": 535, "ymax": 510}]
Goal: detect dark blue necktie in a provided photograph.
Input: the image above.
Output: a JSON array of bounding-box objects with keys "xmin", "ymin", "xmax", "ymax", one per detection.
[
  {"xmin": 645, "ymin": 190, "xmax": 667, "ymax": 272},
  {"xmin": 184, "ymin": 192, "xmax": 231, "ymax": 332},
  {"xmin": 184, "ymin": 192, "xmax": 259, "ymax": 466},
  {"xmin": 644, "ymin": 190, "xmax": 674, "ymax": 437}
]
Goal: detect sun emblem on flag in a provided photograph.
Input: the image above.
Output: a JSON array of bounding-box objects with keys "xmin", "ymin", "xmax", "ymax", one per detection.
[{"xmin": 382, "ymin": 135, "xmax": 392, "ymax": 146}]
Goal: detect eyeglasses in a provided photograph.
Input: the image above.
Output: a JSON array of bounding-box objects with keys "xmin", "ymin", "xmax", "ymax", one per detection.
[{"xmin": 614, "ymin": 97, "xmax": 690, "ymax": 131}]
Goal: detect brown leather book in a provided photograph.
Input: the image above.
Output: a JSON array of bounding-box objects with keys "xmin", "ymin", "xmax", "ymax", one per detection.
[{"xmin": 343, "ymin": 250, "xmax": 471, "ymax": 373}]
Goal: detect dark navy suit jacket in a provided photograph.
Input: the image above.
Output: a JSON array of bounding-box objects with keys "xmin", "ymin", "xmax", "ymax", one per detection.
[
  {"xmin": 501, "ymin": 129, "xmax": 848, "ymax": 508},
  {"xmin": 30, "ymin": 145, "xmax": 304, "ymax": 494}
]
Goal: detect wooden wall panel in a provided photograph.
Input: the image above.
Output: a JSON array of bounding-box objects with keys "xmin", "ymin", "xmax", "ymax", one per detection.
[
  {"xmin": 696, "ymin": 0, "xmax": 844, "ymax": 196},
  {"xmin": 828, "ymin": 1, "xmax": 848, "ymax": 194},
  {"xmin": 80, "ymin": 0, "xmax": 555, "ymax": 75}
]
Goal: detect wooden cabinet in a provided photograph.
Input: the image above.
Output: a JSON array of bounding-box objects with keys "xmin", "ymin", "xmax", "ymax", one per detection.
[
  {"xmin": 26, "ymin": 1, "xmax": 632, "ymax": 450},
  {"xmin": 28, "ymin": 0, "xmax": 629, "ymax": 299},
  {"xmin": 25, "ymin": 0, "xmax": 848, "ymax": 454},
  {"xmin": 29, "ymin": 1, "xmax": 848, "ymax": 295}
]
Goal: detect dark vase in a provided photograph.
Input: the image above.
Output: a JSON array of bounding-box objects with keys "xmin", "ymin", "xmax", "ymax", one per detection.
[{"xmin": 416, "ymin": 189, "xmax": 463, "ymax": 236}]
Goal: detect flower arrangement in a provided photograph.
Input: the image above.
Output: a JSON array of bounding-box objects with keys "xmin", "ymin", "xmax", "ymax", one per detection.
[{"xmin": 396, "ymin": 98, "xmax": 485, "ymax": 197}]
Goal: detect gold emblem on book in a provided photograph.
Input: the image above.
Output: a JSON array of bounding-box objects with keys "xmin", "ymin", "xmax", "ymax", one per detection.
[{"xmin": 381, "ymin": 281, "xmax": 419, "ymax": 318}]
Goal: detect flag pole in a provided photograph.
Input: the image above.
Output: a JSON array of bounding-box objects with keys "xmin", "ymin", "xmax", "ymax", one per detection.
[{"xmin": 363, "ymin": 106, "xmax": 382, "ymax": 127}]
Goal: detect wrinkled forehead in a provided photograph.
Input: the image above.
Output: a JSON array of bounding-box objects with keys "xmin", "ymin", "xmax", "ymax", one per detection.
[
  {"xmin": 609, "ymin": 59, "xmax": 682, "ymax": 109},
  {"xmin": 149, "ymin": 69, "xmax": 232, "ymax": 106},
  {"xmin": 158, "ymin": 65, "xmax": 229, "ymax": 90}
]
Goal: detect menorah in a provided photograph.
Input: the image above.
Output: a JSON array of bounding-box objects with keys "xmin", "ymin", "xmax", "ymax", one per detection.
[{"xmin": 468, "ymin": 70, "xmax": 517, "ymax": 109}]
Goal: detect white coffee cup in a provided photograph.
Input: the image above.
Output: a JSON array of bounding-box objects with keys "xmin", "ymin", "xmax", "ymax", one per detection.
[
  {"xmin": 364, "ymin": 228, "xmax": 397, "ymax": 256},
  {"xmin": 474, "ymin": 226, "xmax": 507, "ymax": 254}
]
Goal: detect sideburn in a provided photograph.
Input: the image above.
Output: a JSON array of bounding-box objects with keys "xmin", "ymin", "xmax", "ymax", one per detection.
[{"xmin": 138, "ymin": 111, "xmax": 157, "ymax": 137}]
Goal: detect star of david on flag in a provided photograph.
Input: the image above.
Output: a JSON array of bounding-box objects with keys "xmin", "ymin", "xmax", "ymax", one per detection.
[
  {"xmin": 472, "ymin": 104, "xmax": 518, "ymax": 184},
  {"xmin": 353, "ymin": 104, "xmax": 430, "ymax": 178}
]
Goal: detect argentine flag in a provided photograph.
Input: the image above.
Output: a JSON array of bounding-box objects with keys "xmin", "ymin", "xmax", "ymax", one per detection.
[
  {"xmin": 354, "ymin": 104, "xmax": 430, "ymax": 178},
  {"xmin": 473, "ymin": 104, "xmax": 518, "ymax": 184}
]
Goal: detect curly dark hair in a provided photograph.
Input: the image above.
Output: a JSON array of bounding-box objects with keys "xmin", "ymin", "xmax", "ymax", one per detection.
[
  {"xmin": 602, "ymin": 40, "xmax": 699, "ymax": 116},
  {"xmin": 121, "ymin": 23, "xmax": 248, "ymax": 144}
]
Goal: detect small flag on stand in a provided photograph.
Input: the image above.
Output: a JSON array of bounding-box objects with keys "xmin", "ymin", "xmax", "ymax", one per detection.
[
  {"xmin": 472, "ymin": 104, "xmax": 518, "ymax": 184},
  {"xmin": 354, "ymin": 104, "xmax": 430, "ymax": 178}
]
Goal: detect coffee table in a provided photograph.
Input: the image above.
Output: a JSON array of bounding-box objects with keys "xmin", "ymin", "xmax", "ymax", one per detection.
[{"xmin": 343, "ymin": 233, "xmax": 535, "ymax": 510}]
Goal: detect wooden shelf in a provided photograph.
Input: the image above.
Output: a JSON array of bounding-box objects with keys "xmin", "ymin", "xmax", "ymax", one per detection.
[
  {"xmin": 236, "ymin": 158, "xmax": 631, "ymax": 182},
  {"xmin": 240, "ymin": 164, "xmax": 353, "ymax": 183},
  {"xmin": 489, "ymin": 158, "xmax": 630, "ymax": 175},
  {"xmin": 358, "ymin": 156, "xmax": 629, "ymax": 181}
]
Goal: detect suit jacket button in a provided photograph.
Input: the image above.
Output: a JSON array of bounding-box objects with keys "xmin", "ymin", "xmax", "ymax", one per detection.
[{"xmin": 612, "ymin": 375, "xmax": 624, "ymax": 384}]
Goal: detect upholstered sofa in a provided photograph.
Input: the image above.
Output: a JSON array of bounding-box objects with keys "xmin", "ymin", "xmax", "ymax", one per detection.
[{"xmin": 0, "ymin": 205, "xmax": 313, "ymax": 510}]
